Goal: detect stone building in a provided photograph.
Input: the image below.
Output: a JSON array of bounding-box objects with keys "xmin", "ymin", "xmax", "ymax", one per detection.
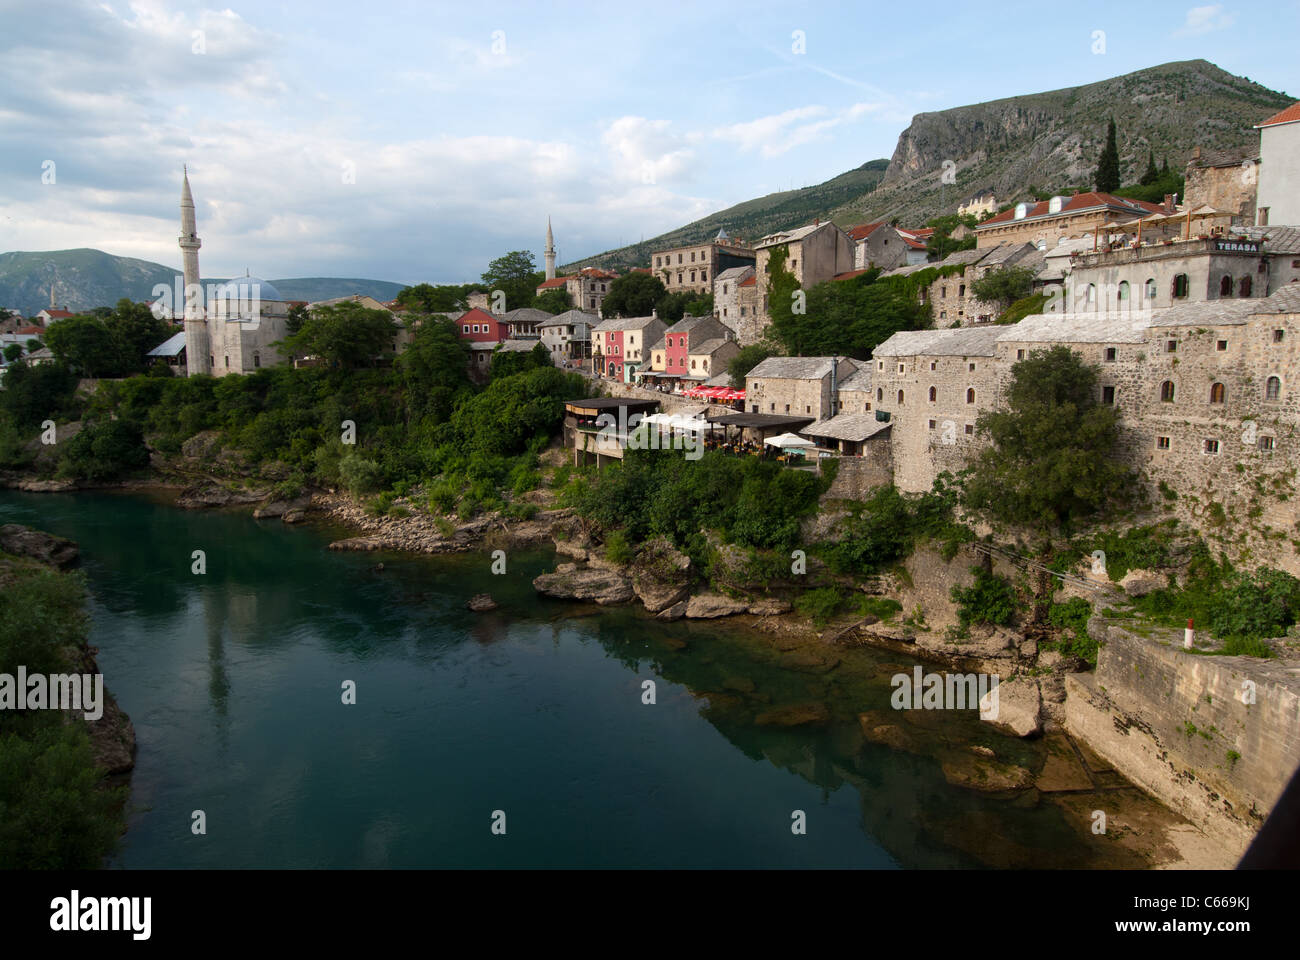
[
  {"xmin": 878, "ymin": 242, "xmax": 1042, "ymax": 329},
  {"xmin": 502, "ymin": 306, "xmax": 550, "ymax": 340},
  {"xmin": 974, "ymin": 192, "xmax": 1168, "ymax": 250},
  {"xmin": 591, "ymin": 313, "xmax": 666, "ymax": 383},
  {"xmin": 535, "ymin": 267, "xmax": 619, "ymax": 314},
  {"xmin": 753, "ymin": 220, "xmax": 856, "ymax": 321},
  {"xmin": 959, "ymin": 191, "xmax": 997, "ymax": 219},
  {"xmin": 713, "ymin": 265, "xmax": 754, "ymax": 326},
  {"xmin": 651, "ymin": 231, "xmax": 755, "ymax": 295},
  {"xmin": 537, "ymin": 309, "xmax": 594, "ymax": 362},
  {"xmin": 744, "ymin": 355, "xmax": 858, "ymax": 419},
  {"xmin": 1255, "ymin": 102, "xmax": 1300, "ymax": 226},
  {"xmin": 868, "ymin": 327, "xmax": 1004, "ymax": 492},
  {"xmin": 847, "ymin": 222, "xmax": 905, "ymax": 271},
  {"xmin": 1184, "ymin": 146, "xmax": 1258, "ymax": 225}
]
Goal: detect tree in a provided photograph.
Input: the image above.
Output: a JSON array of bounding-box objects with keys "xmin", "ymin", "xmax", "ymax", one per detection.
[
  {"xmin": 963, "ymin": 346, "xmax": 1135, "ymax": 533},
  {"xmin": 970, "ymin": 266, "xmax": 1037, "ymax": 310},
  {"xmin": 1140, "ymin": 150, "xmax": 1159, "ymax": 186},
  {"xmin": 286, "ymin": 303, "xmax": 309, "ymax": 334},
  {"xmin": 396, "ymin": 283, "xmax": 470, "ymax": 313},
  {"xmin": 481, "ymin": 251, "xmax": 538, "ymax": 313},
  {"xmin": 399, "ymin": 315, "xmax": 471, "ymax": 423},
  {"xmin": 925, "ymin": 213, "xmax": 978, "ymax": 261},
  {"xmin": 534, "ymin": 287, "xmax": 572, "ymax": 315},
  {"xmin": 602, "ymin": 272, "xmax": 666, "ymax": 318},
  {"xmin": 769, "ymin": 261, "xmax": 926, "ymax": 360},
  {"xmin": 0, "ymin": 360, "xmax": 78, "ymax": 428},
  {"xmin": 42, "ymin": 315, "xmax": 116, "ymax": 377},
  {"xmin": 40, "ymin": 300, "xmax": 169, "ymax": 378},
  {"xmin": 727, "ymin": 343, "xmax": 778, "ymax": 388},
  {"xmin": 280, "ymin": 301, "xmax": 398, "ymax": 370},
  {"xmin": 490, "ymin": 342, "xmax": 552, "ymax": 379},
  {"xmin": 3, "ymin": 343, "xmax": 23, "ymax": 363},
  {"xmin": 1095, "ymin": 118, "xmax": 1120, "ymax": 193}
]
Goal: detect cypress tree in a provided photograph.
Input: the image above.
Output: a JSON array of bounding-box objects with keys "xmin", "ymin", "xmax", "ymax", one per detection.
[
  {"xmin": 1095, "ymin": 119, "xmax": 1121, "ymax": 193},
  {"xmin": 1140, "ymin": 150, "xmax": 1159, "ymax": 185}
]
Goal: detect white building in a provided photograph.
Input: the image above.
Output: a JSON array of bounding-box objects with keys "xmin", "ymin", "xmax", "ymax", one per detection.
[{"xmin": 1255, "ymin": 102, "xmax": 1300, "ymax": 227}]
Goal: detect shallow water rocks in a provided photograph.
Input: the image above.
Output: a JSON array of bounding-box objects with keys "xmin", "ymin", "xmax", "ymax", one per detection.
[
  {"xmin": 630, "ymin": 537, "xmax": 691, "ymax": 613},
  {"xmin": 657, "ymin": 600, "xmax": 688, "ymax": 621},
  {"xmin": 980, "ymin": 677, "xmax": 1042, "ymax": 738},
  {"xmin": 940, "ymin": 752, "xmax": 1034, "ymax": 792},
  {"xmin": 747, "ymin": 598, "xmax": 792, "ymax": 616},
  {"xmin": 466, "ymin": 593, "xmax": 498, "ymax": 612},
  {"xmin": 176, "ymin": 482, "xmax": 269, "ymax": 509},
  {"xmin": 755, "ymin": 702, "xmax": 830, "ymax": 727},
  {"xmin": 685, "ymin": 593, "xmax": 749, "ymax": 619},
  {"xmin": 0, "ymin": 524, "xmax": 79, "ymax": 568},
  {"xmin": 254, "ymin": 494, "xmax": 313, "ymax": 520},
  {"xmin": 533, "ymin": 562, "xmax": 635, "ymax": 605}
]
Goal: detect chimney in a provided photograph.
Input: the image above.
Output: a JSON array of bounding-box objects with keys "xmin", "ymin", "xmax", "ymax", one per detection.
[
  {"xmin": 814, "ymin": 218, "xmax": 820, "ymax": 227},
  {"xmin": 1163, "ymin": 193, "xmax": 1177, "ymax": 213}
]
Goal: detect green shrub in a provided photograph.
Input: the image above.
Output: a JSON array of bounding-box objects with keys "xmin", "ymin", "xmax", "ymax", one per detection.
[
  {"xmin": 951, "ymin": 568, "xmax": 1017, "ymax": 628},
  {"xmin": 504, "ymin": 501, "xmax": 539, "ymax": 521},
  {"xmin": 56, "ymin": 419, "xmax": 149, "ymax": 482},
  {"xmin": 856, "ymin": 595, "xmax": 902, "ymax": 620},
  {"xmin": 1047, "ymin": 597, "xmax": 1099, "ymax": 664},
  {"xmin": 795, "ymin": 587, "xmax": 847, "ymax": 626},
  {"xmin": 604, "ymin": 529, "xmax": 634, "ymax": 565}
]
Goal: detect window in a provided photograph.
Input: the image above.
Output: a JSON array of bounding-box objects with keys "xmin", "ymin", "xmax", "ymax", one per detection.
[
  {"xmin": 463, "ymin": 325, "xmax": 470, "ymax": 334},
  {"xmin": 690, "ymin": 271, "xmax": 696, "ymax": 282},
  {"xmin": 1017, "ymin": 349, "xmax": 1025, "ymax": 360},
  {"xmin": 964, "ymin": 424, "xmax": 974, "ymax": 436},
  {"xmin": 1166, "ymin": 340, "xmax": 1177, "ymax": 353},
  {"xmin": 1118, "ymin": 280, "xmax": 1129, "ymax": 302},
  {"xmin": 1274, "ymin": 329, "xmax": 1285, "ymax": 343},
  {"xmin": 878, "ymin": 361, "xmax": 884, "ymax": 371},
  {"xmin": 1156, "ymin": 436, "xmax": 1170, "ymax": 450},
  {"xmin": 805, "ymin": 405, "xmax": 812, "ymax": 414},
  {"xmin": 677, "ymin": 254, "xmax": 682, "ymax": 264},
  {"xmin": 1204, "ymin": 439, "xmax": 1220, "ymax": 455},
  {"xmin": 930, "ymin": 361, "xmax": 937, "ymax": 371},
  {"xmin": 1216, "ymin": 340, "xmax": 1228, "ymax": 351},
  {"xmin": 655, "ymin": 257, "xmax": 661, "ymax": 267},
  {"xmin": 1086, "ymin": 283, "xmax": 1096, "ymax": 306},
  {"xmin": 1105, "ymin": 347, "xmax": 1117, "ymax": 362},
  {"xmin": 1102, "ymin": 386, "xmax": 1114, "ymax": 404},
  {"xmin": 940, "ymin": 310, "xmax": 947, "ymax": 320},
  {"xmin": 898, "ymin": 364, "xmax": 905, "ymax": 373},
  {"xmin": 959, "ymin": 284, "xmax": 966, "ymax": 297},
  {"xmin": 1160, "ymin": 381, "xmax": 1175, "ymax": 402},
  {"xmin": 929, "ymin": 386, "xmax": 937, "ymax": 402},
  {"xmin": 941, "ymin": 286, "xmax": 947, "ymax": 298},
  {"xmin": 1261, "ymin": 436, "xmax": 1276, "ymax": 451},
  {"xmin": 1220, "ymin": 275, "xmax": 1233, "ymax": 297},
  {"xmin": 897, "ymin": 390, "xmax": 905, "ymax": 405},
  {"xmin": 968, "ymin": 362, "xmax": 976, "ymax": 372},
  {"xmin": 1266, "ymin": 376, "xmax": 1282, "ymax": 401},
  {"xmin": 1145, "ymin": 278, "xmax": 1157, "ymax": 300},
  {"xmin": 784, "ymin": 404, "xmax": 790, "ymax": 413},
  {"xmin": 876, "ymin": 388, "xmax": 883, "ymax": 402},
  {"xmin": 1173, "ymin": 274, "xmax": 1190, "ymax": 299},
  {"xmin": 1210, "ymin": 383, "xmax": 1225, "ymax": 404},
  {"xmin": 690, "ymin": 252, "xmax": 696, "ymax": 262},
  {"xmin": 677, "ymin": 274, "xmax": 683, "ymax": 284},
  {"xmin": 769, "ymin": 403, "xmax": 775, "ymax": 412},
  {"xmin": 929, "ymin": 419, "xmax": 937, "ymax": 429},
  {"xmin": 253, "ymin": 352, "xmax": 260, "ymax": 368},
  {"xmin": 701, "ymin": 271, "xmax": 707, "ymax": 281},
  {"xmin": 224, "ymin": 355, "xmax": 229, "ymax": 368},
  {"xmin": 791, "ymin": 260, "xmax": 797, "ymax": 270},
  {"xmin": 1240, "ymin": 276, "xmax": 1252, "ymax": 297}
]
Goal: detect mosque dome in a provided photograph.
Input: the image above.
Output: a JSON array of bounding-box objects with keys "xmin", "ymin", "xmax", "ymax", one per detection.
[{"xmin": 217, "ymin": 274, "xmax": 284, "ymax": 302}]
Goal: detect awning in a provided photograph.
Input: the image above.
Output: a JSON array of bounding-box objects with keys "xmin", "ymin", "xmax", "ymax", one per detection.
[{"xmin": 764, "ymin": 432, "xmax": 815, "ymax": 449}]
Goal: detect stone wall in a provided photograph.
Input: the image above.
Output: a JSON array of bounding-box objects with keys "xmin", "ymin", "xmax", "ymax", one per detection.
[
  {"xmin": 820, "ymin": 447, "xmax": 893, "ymax": 500},
  {"xmin": 1066, "ymin": 624, "xmax": 1300, "ymax": 856},
  {"xmin": 1185, "ymin": 161, "xmax": 1257, "ymax": 225}
]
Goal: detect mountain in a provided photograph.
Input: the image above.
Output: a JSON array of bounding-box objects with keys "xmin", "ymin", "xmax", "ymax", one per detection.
[
  {"xmin": 567, "ymin": 160, "xmax": 889, "ymax": 273},
  {"xmin": 0, "ymin": 248, "xmax": 408, "ymax": 318},
  {"xmin": 571, "ymin": 60, "xmax": 1292, "ymax": 271}
]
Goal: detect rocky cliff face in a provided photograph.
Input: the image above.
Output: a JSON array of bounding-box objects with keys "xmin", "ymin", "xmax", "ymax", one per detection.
[{"xmin": 845, "ymin": 59, "xmax": 1292, "ymax": 226}]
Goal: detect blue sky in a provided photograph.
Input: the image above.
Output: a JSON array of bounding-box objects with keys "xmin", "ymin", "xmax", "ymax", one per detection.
[{"xmin": 1, "ymin": 0, "xmax": 1295, "ymax": 285}]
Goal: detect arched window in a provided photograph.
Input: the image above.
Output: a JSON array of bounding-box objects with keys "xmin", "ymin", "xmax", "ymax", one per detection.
[
  {"xmin": 1267, "ymin": 376, "xmax": 1282, "ymax": 401},
  {"xmin": 252, "ymin": 352, "xmax": 261, "ymax": 368},
  {"xmin": 1220, "ymin": 275, "xmax": 1233, "ymax": 297},
  {"xmin": 1172, "ymin": 274, "xmax": 1190, "ymax": 299},
  {"xmin": 966, "ymin": 387, "xmax": 976, "ymax": 404},
  {"xmin": 1210, "ymin": 382, "xmax": 1225, "ymax": 404},
  {"xmin": 1086, "ymin": 283, "xmax": 1096, "ymax": 306},
  {"xmin": 1145, "ymin": 278, "xmax": 1157, "ymax": 300},
  {"xmin": 877, "ymin": 387, "xmax": 883, "ymax": 402},
  {"xmin": 1160, "ymin": 381, "xmax": 1175, "ymax": 403},
  {"xmin": 929, "ymin": 386, "xmax": 937, "ymax": 402},
  {"xmin": 897, "ymin": 390, "xmax": 905, "ymax": 405},
  {"xmin": 1118, "ymin": 281, "xmax": 1130, "ymax": 302},
  {"xmin": 1240, "ymin": 275, "xmax": 1253, "ymax": 297}
]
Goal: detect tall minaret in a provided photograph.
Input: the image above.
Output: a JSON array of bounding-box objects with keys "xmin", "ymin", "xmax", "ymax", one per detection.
[
  {"xmin": 544, "ymin": 216, "xmax": 556, "ymax": 281},
  {"xmin": 179, "ymin": 166, "xmax": 208, "ymax": 376}
]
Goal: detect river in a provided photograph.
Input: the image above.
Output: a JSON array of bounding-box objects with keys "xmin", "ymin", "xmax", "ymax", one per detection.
[{"xmin": 0, "ymin": 489, "xmax": 1179, "ymax": 868}]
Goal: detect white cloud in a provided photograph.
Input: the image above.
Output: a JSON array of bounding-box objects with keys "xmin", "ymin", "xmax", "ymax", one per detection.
[
  {"xmin": 712, "ymin": 103, "xmax": 879, "ymax": 157},
  {"xmin": 600, "ymin": 116, "xmax": 694, "ymax": 185},
  {"xmin": 1177, "ymin": 4, "xmax": 1236, "ymax": 35}
]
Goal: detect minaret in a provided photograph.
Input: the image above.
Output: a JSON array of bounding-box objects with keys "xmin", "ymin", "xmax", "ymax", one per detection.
[
  {"xmin": 179, "ymin": 166, "xmax": 208, "ymax": 376},
  {"xmin": 544, "ymin": 216, "xmax": 556, "ymax": 281}
]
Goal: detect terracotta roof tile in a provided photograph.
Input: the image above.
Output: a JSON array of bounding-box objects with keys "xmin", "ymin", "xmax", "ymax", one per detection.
[{"xmin": 1257, "ymin": 102, "xmax": 1300, "ymax": 128}]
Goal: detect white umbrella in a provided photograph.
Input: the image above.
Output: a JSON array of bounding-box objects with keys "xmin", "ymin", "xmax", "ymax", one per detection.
[{"xmin": 764, "ymin": 432, "xmax": 815, "ymax": 448}]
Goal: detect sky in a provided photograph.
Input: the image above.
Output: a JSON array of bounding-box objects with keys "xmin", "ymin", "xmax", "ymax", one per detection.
[{"xmin": 1, "ymin": 0, "xmax": 1297, "ymax": 286}]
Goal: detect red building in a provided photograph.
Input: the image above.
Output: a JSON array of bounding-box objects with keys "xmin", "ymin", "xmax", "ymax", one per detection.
[{"xmin": 457, "ymin": 307, "xmax": 508, "ymax": 343}]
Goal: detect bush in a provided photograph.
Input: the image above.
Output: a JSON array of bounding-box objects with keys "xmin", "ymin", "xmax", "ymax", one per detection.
[
  {"xmin": 56, "ymin": 419, "xmax": 149, "ymax": 482},
  {"xmin": 338, "ymin": 450, "xmax": 385, "ymax": 496},
  {"xmin": 1047, "ymin": 597, "xmax": 1099, "ymax": 664},
  {"xmin": 604, "ymin": 529, "xmax": 634, "ymax": 565},
  {"xmin": 951, "ymin": 568, "xmax": 1017, "ymax": 628},
  {"xmin": 795, "ymin": 586, "xmax": 847, "ymax": 626},
  {"xmin": 856, "ymin": 595, "xmax": 902, "ymax": 620}
]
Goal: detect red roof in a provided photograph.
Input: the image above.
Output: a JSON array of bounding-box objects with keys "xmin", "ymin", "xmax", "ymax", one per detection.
[
  {"xmin": 41, "ymin": 309, "xmax": 75, "ymax": 319},
  {"xmin": 846, "ymin": 221, "xmax": 886, "ymax": 241},
  {"xmin": 898, "ymin": 234, "xmax": 928, "ymax": 250},
  {"xmin": 536, "ymin": 277, "xmax": 568, "ymax": 289},
  {"xmin": 738, "ymin": 275, "xmax": 757, "ymax": 287},
  {"xmin": 578, "ymin": 267, "xmax": 618, "ymax": 279},
  {"xmin": 16, "ymin": 325, "xmax": 43, "ymax": 335},
  {"xmin": 630, "ymin": 267, "xmax": 651, "ymax": 274},
  {"xmin": 458, "ymin": 307, "xmax": 501, "ymax": 324},
  {"xmin": 901, "ymin": 227, "xmax": 934, "ymax": 239},
  {"xmin": 832, "ymin": 269, "xmax": 869, "ymax": 281},
  {"xmin": 976, "ymin": 192, "xmax": 1162, "ymax": 229},
  {"xmin": 1257, "ymin": 102, "xmax": 1300, "ymax": 129}
]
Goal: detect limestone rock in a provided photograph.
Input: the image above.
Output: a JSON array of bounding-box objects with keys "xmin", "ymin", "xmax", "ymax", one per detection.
[
  {"xmin": 980, "ymin": 677, "xmax": 1042, "ymax": 738},
  {"xmin": 176, "ymin": 483, "xmax": 269, "ymax": 509},
  {"xmin": 755, "ymin": 702, "xmax": 830, "ymax": 727},
  {"xmin": 685, "ymin": 593, "xmax": 748, "ymax": 619},
  {"xmin": 253, "ymin": 494, "xmax": 313, "ymax": 520},
  {"xmin": 0, "ymin": 524, "xmax": 79, "ymax": 568},
  {"xmin": 533, "ymin": 562, "xmax": 634, "ymax": 605},
  {"xmin": 747, "ymin": 598, "xmax": 792, "ymax": 616},
  {"xmin": 466, "ymin": 593, "xmax": 498, "ymax": 612},
  {"xmin": 657, "ymin": 600, "xmax": 687, "ymax": 621},
  {"xmin": 858, "ymin": 712, "xmax": 915, "ymax": 751},
  {"xmin": 180, "ymin": 430, "xmax": 221, "ymax": 460},
  {"xmin": 554, "ymin": 539, "xmax": 590, "ymax": 561},
  {"xmin": 12, "ymin": 478, "xmax": 76, "ymax": 492},
  {"xmin": 1121, "ymin": 568, "xmax": 1165, "ymax": 597},
  {"xmin": 630, "ymin": 537, "xmax": 692, "ymax": 613}
]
